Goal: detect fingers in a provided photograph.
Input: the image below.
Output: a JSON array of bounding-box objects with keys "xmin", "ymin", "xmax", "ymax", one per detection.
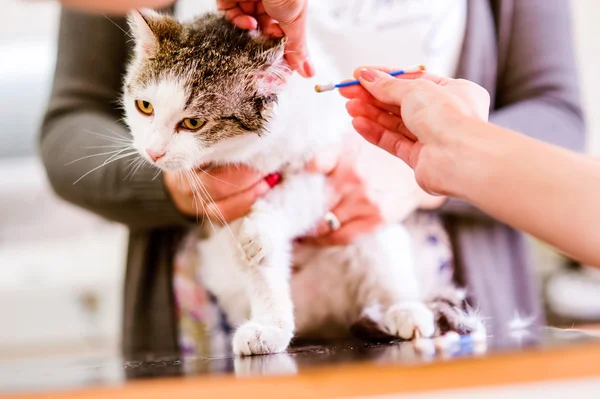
[
  {"xmin": 264, "ymin": 1, "xmax": 312, "ymax": 77},
  {"xmin": 306, "ymin": 216, "xmax": 382, "ymax": 246},
  {"xmin": 351, "ymin": 117, "xmax": 416, "ymax": 167},
  {"xmin": 351, "ymin": 65, "xmax": 396, "ymax": 79},
  {"xmin": 257, "ymin": 13, "xmax": 284, "ymax": 37},
  {"xmin": 352, "ymin": 66, "xmax": 449, "ymax": 85},
  {"xmin": 339, "ymin": 85, "xmax": 402, "ymax": 116},
  {"xmin": 206, "ymin": 180, "xmax": 271, "ymax": 223},
  {"xmin": 305, "ymin": 144, "xmax": 342, "ymax": 175},
  {"xmin": 356, "ymin": 68, "xmax": 419, "ymax": 107},
  {"xmin": 309, "ymin": 190, "xmax": 374, "ymax": 236},
  {"xmin": 346, "ymin": 99, "xmax": 417, "ymax": 141},
  {"xmin": 258, "ymin": 0, "xmax": 312, "ymax": 77},
  {"xmin": 194, "ymin": 164, "xmax": 263, "ymax": 201},
  {"xmin": 342, "ymin": 67, "xmax": 448, "ymax": 111},
  {"xmin": 218, "ymin": 0, "xmax": 313, "ymax": 77},
  {"xmin": 217, "ymin": 1, "xmax": 259, "ymax": 29}
]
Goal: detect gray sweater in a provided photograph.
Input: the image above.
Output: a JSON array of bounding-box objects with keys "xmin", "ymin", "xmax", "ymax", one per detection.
[{"xmin": 41, "ymin": 0, "xmax": 584, "ymax": 357}]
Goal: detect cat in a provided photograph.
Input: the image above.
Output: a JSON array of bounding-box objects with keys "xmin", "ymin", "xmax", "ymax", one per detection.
[{"xmin": 123, "ymin": 9, "xmax": 484, "ymax": 356}]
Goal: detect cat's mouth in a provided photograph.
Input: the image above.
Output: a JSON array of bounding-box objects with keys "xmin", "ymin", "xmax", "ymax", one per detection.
[
  {"xmin": 147, "ymin": 156, "xmax": 216, "ymax": 174},
  {"xmin": 143, "ymin": 155, "xmax": 188, "ymax": 173}
]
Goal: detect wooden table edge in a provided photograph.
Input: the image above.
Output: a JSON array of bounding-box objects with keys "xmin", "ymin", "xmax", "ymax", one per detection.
[{"xmin": 9, "ymin": 341, "xmax": 600, "ymax": 399}]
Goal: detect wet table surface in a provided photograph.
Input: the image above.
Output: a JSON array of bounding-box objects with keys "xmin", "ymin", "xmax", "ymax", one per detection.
[{"xmin": 3, "ymin": 327, "xmax": 600, "ymax": 398}]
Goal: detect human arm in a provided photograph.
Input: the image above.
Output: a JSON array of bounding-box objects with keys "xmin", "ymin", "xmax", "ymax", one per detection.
[
  {"xmin": 449, "ymin": 118, "xmax": 600, "ymax": 267},
  {"xmin": 441, "ymin": 0, "xmax": 585, "ymax": 217},
  {"xmin": 342, "ymin": 68, "xmax": 600, "ymax": 266}
]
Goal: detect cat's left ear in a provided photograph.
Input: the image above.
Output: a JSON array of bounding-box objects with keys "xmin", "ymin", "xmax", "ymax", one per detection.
[
  {"xmin": 254, "ymin": 41, "xmax": 291, "ymax": 95},
  {"xmin": 128, "ymin": 9, "xmax": 161, "ymax": 55}
]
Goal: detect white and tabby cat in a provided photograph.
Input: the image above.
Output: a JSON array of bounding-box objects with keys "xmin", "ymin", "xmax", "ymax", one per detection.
[{"xmin": 123, "ymin": 9, "xmax": 483, "ymax": 356}]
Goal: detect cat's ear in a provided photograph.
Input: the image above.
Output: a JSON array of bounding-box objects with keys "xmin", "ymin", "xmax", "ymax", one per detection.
[
  {"xmin": 128, "ymin": 9, "xmax": 161, "ymax": 55},
  {"xmin": 254, "ymin": 41, "xmax": 291, "ymax": 95}
]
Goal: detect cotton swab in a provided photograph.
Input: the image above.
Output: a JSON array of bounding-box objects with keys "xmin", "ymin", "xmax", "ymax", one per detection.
[{"xmin": 314, "ymin": 64, "xmax": 426, "ymax": 93}]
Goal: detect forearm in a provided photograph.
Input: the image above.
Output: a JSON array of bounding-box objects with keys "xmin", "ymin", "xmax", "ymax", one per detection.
[
  {"xmin": 439, "ymin": 97, "xmax": 585, "ymax": 220},
  {"xmin": 453, "ymin": 118, "xmax": 600, "ymax": 266}
]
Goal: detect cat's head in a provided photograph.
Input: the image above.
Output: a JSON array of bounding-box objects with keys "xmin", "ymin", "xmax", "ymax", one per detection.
[{"xmin": 123, "ymin": 10, "xmax": 289, "ymax": 171}]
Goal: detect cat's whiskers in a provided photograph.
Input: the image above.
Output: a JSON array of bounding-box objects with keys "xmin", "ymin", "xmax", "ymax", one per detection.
[
  {"xmin": 101, "ymin": 126, "xmax": 134, "ymax": 142},
  {"xmin": 183, "ymin": 169, "xmax": 211, "ymax": 226},
  {"xmin": 66, "ymin": 147, "xmax": 132, "ymax": 166},
  {"xmin": 123, "ymin": 157, "xmax": 145, "ymax": 181},
  {"xmin": 128, "ymin": 158, "xmax": 147, "ymax": 180},
  {"xmin": 83, "ymin": 129, "xmax": 132, "ymax": 145},
  {"xmin": 152, "ymin": 168, "xmax": 162, "ymax": 181},
  {"xmin": 186, "ymin": 169, "xmax": 243, "ymax": 251},
  {"xmin": 186, "ymin": 170, "xmax": 218, "ymax": 224},
  {"xmin": 103, "ymin": 14, "xmax": 134, "ymax": 40},
  {"xmin": 84, "ymin": 144, "xmax": 133, "ymax": 149},
  {"xmin": 196, "ymin": 165, "xmax": 240, "ymax": 187},
  {"xmin": 73, "ymin": 149, "xmax": 139, "ymax": 185}
]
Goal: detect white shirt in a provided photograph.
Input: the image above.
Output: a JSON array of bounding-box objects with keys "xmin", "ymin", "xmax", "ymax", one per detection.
[{"xmin": 307, "ymin": 0, "xmax": 467, "ymax": 78}]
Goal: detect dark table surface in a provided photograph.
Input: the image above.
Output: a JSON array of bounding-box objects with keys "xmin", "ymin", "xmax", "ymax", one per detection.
[{"xmin": 2, "ymin": 326, "xmax": 600, "ymax": 396}]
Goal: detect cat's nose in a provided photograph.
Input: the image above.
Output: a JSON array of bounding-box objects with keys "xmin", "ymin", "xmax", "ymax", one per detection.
[{"xmin": 146, "ymin": 148, "xmax": 165, "ymax": 162}]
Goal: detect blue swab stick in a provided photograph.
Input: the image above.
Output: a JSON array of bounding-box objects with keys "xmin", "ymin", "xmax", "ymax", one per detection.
[{"xmin": 314, "ymin": 64, "xmax": 426, "ymax": 93}]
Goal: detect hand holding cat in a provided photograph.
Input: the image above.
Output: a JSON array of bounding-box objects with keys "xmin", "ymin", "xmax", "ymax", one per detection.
[
  {"xmin": 217, "ymin": 0, "xmax": 314, "ymax": 77},
  {"xmin": 163, "ymin": 147, "xmax": 388, "ymax": 244},
  {"xmin": 301, "ymin": 145, "xmax": 385, "ymax": 246},
  {"xmin": 164, "ymin": 166, "xmax": 271, "ymax": 223},
  {"xmin": 340, "ymin": 67, "xmax": 490, "ymax": 196}
]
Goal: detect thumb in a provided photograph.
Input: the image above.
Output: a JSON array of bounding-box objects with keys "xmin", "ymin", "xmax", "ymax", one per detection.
[
  {"xmin": 263, "ymin": 0, "xmax": 313, "ymax": 77},
  {"xmin": 357, "ymin": 68, "xmax": 412, "ymax": 108}
]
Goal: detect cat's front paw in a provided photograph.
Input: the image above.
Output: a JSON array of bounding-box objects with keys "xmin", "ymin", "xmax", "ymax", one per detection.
[
  {"xmin": 384, "ymin": 302, "xmax": 435, "ymax": 340},
  {"xmin": 233, "ymin": 321, "xmax": 293, "ymax": 356},
  {"xmin": 238, "ymin": 219, "xmax": 272, "ymax": 266}
]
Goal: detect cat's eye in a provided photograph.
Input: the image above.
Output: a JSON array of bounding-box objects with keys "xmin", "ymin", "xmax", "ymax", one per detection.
[
  {"xmin": 181, "ymin": 118, "xmax": 205, "ymax": 131},
  {"xmin": 136, "ymin": 100, "xmax": 154, "ymax": 115}
]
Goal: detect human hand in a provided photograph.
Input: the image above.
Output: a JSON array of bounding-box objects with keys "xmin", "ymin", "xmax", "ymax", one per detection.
[
  {"xmin": 164, "ymin": 165, "xmax": 273, "ymax": 223},
  {"xmin": 299, "ymin": 145, "xmax": 383, "ymax": 246},
  {"xmin": 340, "ymin": 67, "xmax": 490, "ymax": 196},
  {"xmin": 217, "ymin": 0, "xmax": 313, "ymax": 77}
]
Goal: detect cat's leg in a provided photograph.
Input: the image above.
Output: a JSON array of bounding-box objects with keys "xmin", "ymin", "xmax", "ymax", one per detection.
[
  {"xmin": 354, "ymin": 224, "xmax": 436, "ymax": 340},
  {"xmin": 233, "ymin": 173, "xmax": 329, "ymax": 355}
]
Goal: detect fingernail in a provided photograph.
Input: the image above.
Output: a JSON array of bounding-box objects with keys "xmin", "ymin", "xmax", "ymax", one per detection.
[
  {"xmin": 256, "ymin": 181, "xmax": 271, "ymax": 196},
  {"xmin": 359, "ymin": 68, "xmax": 381, "ymax": 83},
  {"xmin": 264, "ymin": 172, "xmax": 282, "ymax": 188},
  {"xmin": 303, "ymin": 59, "xmax": 315, "ymax": 78}
]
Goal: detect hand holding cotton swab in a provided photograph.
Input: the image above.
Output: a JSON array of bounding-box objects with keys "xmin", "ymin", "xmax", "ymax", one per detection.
[{"xmin": 315, "ymin": 65, "xmax": 426, "ymax": 93}]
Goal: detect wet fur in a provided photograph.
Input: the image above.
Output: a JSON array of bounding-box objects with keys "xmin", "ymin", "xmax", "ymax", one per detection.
[{"xmin": 123, "ymin": 10, "xmax": 484, "ymax": 356}]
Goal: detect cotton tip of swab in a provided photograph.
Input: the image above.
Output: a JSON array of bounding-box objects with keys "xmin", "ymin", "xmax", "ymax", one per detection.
[
  {"xmin": 403, "ymin": 64, "xmax": 427, "ymax": 73},
  {"xmin": 315, "ymin": 83, "xmax": 335, "ymax": 93}
]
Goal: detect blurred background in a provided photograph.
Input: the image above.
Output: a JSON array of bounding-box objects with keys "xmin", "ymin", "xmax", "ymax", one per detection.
[{"xmin": 1, "ymin": 0, "xmax": 600, "ymax": 362}]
